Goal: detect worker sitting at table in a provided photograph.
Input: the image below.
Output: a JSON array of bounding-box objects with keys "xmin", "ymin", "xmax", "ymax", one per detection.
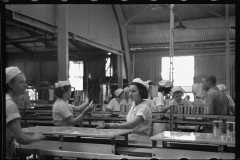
[
  {"xmin": 52, "ymin": 80, "xmax": 93, "ymax": 126},
  {"xmin": 151, "ymin": 80, "xmax": 173, "ymax": 135},
  {"xmin": 105, "ymin": 88, "xmax": 128, "ymax": 112},
  {"xmin": 96, "ymin": 78, "xmax": 152, "ymax": 141},
  {"xmin": 6, "ymin": 66, "xmax": 45, "ymax": 160},
  {"xmin": 169, "ymin": 86, "xmax": 193, "ymax": 109}
]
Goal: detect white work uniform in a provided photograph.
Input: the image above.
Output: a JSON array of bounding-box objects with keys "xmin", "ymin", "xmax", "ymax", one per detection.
[
  {"xmin": 52, "ymin": 98, "xmax": 74, "ymax": 126},
  {"xmin": 126, "ymin": 101, "xmax": 152, "ymax": 141},
  {"xmin": 106, "ymin": 98, "xmax": 128, "ymax": 111},
  {"xmin": 6, "ymin": 94, "xmax": 21, "ymax": 160},
  {"xmin": 151, "ymin": 92, "xmax": 169, "ymax": 136}
]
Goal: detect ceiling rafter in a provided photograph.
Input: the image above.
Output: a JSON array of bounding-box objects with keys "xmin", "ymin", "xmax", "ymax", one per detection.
[
  {"xmin": 123, "ymin": 5, "xmax": 152, "ymax": 26},
  {"xmin": 6, "ymin": 35, "xmax": 33, "ymax": 53},
  {"xmin": 190, "ymin": 4, "xmax": 224, "ymax": 19}
]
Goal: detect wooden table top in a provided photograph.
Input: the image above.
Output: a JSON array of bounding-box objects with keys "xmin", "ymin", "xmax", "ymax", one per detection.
[
  {"xmin": 150, "ymin": 131, "xmax": 235, "ymax": 146},
  {"xmin": 22, "ymin": 126, "xmax": 132, "ymax": 138}
]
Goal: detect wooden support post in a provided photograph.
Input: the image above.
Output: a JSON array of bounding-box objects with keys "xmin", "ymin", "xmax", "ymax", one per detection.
[
  {"xmin": 57, "ymin": 5, "xmax": 69, "ymax": 81},
  {"xmin": 170, "ymin": 106, "xmax": 173, "ymax": 131}
]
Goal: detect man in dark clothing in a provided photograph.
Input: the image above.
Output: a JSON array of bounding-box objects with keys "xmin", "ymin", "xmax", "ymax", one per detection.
[
  {"xmin": 202, "ymin": 74, "xmax": 228, "ymax": 115},
  {"xmin": 196, "ymin": 74, "xmax": 229, "ymax": 133}
]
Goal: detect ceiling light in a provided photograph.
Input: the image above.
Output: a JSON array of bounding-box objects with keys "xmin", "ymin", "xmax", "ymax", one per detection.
[
  {"xmin": 91, "ymin": 0, "xmax": 98, "ymax": 1},
  {"xmin": 31, "ymin": 0, "xmax": 38, "ymax": 1},
  {"xmin": 175, "ymin": 20, "xmax": 187, "ymax": 30},
  {"xmin": 61, "ymin": 0, "xmax": 68, "ymax": 1},
  {"xmin": 108, "ymin": 52, "xmax": 111, "ymax": 55},
  {"xmin": 2, "ymin": 0, "xmax": 9, "ymax": 2}
]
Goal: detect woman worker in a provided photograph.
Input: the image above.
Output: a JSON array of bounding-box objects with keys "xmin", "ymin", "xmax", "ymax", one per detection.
[
  {"xmin": 169, "ymin": 86, "xmax": 193, "ymax": 110},
  {"xmin": 6, "ymin": 66, "xmax": 45, "ymax": 160},
  {"xmin": 52, "ymin": 80, "xmax": 93, "ymax": 126},
  {"xmin": 97, "ymin": 78, "xmax": 152, "ymax": 141},
  {"xmin": 105, "ymin": 88, "xmax": 128, "ymax": 112},
  {"xmin": 151, "ymin": 80, "xmax": 173, "ymax": 135}
]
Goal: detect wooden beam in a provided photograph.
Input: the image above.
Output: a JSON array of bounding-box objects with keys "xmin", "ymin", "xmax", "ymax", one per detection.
[
  {"xmin": 190, "ymin": 4, "xmax": 224, "ymax": 19},
  {"xmin": 225, "ymin": 4, "xmax": 231, "ymax": 95},
  {"xmin": 123, "ymin": 5, "xmax": 152, "ymax": 26},
  {"xmin": 6, "ymin": 36, "xmax": 33, "ymax": 53},
  {"xmin": 69, "ymin": 32, "xmax": 123, "ymax": 56},
  {"xmin": 57, "ymin": 4, "xmax": 69, "ymax": 81},
  {"xmin": 114, "ymin": 5, "xmax": 132, "ymax": 84}
]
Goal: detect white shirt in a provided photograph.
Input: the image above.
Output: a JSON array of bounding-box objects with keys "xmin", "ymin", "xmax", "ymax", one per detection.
[
  {"xmin": 52, "ymin": 98, "xmax": 74, "ymax": 126},
  {"xmin": 151, "ymin": 92, "xmax": 165, "ymax": 112},
  {"xmin": 106, "ymin": 98, "xmax": 128, "ymax": 111},
  {"xmin": 126, "ymin": 101, "xmax": 152, "ymax": 140}
]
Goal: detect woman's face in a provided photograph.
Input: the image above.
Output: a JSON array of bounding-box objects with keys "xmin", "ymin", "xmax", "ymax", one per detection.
[
  {"xmin": 9, "ymin": 74, "xmax": 27, "ymax": 95},
  {"xmin": 129, "ymin": 84, "xmax": 141, "ymax": 102},
  {"xmin": 173, "ymin": 92, "xmax": 183, "ymax": 102},
  {"xmin": 64, "ymin": 87, "xmax": 72, "ymax": 99}
]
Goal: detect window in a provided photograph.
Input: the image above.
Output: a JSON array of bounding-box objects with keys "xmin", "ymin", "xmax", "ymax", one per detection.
[
  {"xmin": 161, "ymin": 56, "xmax": 194, "ymax": 101},
  {"xmin": 69, "ymin": 61, "xmax": 84, "ymax": 90},
  {"xmin": 105, "ymin": 57, "xmax": 113, "ymax": 77}
]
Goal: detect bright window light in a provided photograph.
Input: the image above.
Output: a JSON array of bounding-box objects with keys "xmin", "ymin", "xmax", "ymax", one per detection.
[
  {"xmin": 105, "ymin": 58, "xmax": 113, "ymax": 77},
  {"xmin": 162, "ymin": 56, "xmax": 195, "ymax": 101},
  {"xmin": 69, "ymin": 61, "xmax": 84, "ymax": 90}
]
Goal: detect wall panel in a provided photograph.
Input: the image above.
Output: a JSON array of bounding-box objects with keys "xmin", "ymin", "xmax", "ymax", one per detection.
[
  {"xmin": 134, "ymin": 50, "xmax": 235, "ymax": 98},
  {"xmin": 6, "ymin": 4, "xmax": 57, "ymax": 26},
  {"xmin": 68, "ymin": 4, "xmax": 122, "ymax": 52}
]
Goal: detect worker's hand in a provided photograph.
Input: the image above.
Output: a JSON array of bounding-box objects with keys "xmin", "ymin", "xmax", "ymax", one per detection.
[
  {"xmin": 14, "ymin": 141, "xmax": 21, "ymax": 148},
  {"xmin": 96, "ymin": 123, "xmax": 111, "ymax": 129},
  {"xmin": 33, "ymin": 132, "xmax": 45, "ymax": 140}
]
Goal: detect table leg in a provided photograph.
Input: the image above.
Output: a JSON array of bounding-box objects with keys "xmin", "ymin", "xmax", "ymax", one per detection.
[
  {"xmin": 152, "ymin": 141, "xmax": 157, "ymax": 148},
  {"xmin": 124, "ymin": 134, "xmax": 128, "ymax": 146},
  {"xmin": 162, "ymin": 141, "xmax": 167, "ymax": 148},
  {"xmin": 111, "ymin": 138, "xmax": 116, "ymax": 154},
  {"xmin": 218, "ymin": 145, "xmax": 226, "ymax": 152}
]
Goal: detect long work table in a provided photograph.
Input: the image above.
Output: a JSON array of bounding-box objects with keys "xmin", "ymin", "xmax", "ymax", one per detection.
[
  {"xmin": 20, "ymin": 126, "xmax": 138, "ymax": 159},
  {"xmin": 150, "ymin": 131, "xmax": 235, "ymax": 159}
]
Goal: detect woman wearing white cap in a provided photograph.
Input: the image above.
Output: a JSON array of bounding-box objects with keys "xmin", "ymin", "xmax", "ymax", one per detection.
[
  {"xmin": 52, "ymin": 80, "xmax": 93, "ymax": 126},
  {"xmin": 169, "ymin": 86, "xmax": 193, "ymax": 109},
  {"xmin": 151, "ymin": 80, "xmax": 173, "ymax": 135},
  {"xmin": 97, "ymin": 78, "xmax": 152, "ymax": 141},
  {"xmin": 6, "ymin": 66, "xmax": 45, "ymax": 160},
  {"xmin": 105, "ymin": 88, "xmax": 128, "ymax": 112}
]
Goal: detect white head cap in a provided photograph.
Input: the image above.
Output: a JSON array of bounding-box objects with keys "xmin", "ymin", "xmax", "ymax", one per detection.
[
  {"xmin": 55, "ymin": 80, "xmax": 71, "ymax": 88},
  {"xmin": 6, "ymin": 66, "xmax": 22, "ymax": 84},
  {"xmin": 158, "ymin": 80, "xmax": 172, "ymax": 88},
  {"xmin": 217, "ymin": 84, "xmax": 226, "ymax": 92},
  {"xmin": 124, "ymin": 87, "xmax": 130, "ymax": 92},
  {"xmin": 115, "ymin": 88, "xmax": 124, "ymax": 97},
  {"xmin": 171, "ymin": 86, "xmax": 185, "ymax": 95},
  {"xmin": 132, "ymin": 78, "xmax": 148, "ymax": 89}
]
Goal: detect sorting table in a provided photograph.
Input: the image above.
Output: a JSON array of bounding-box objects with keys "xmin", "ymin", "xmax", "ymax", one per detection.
[
  {"xmin": 150, "ymin": 131, "xmax": 235, "ymax": 159},
  {"xmin": 21, "ymin": 126, "xmax": 132, "ymax": 155}
]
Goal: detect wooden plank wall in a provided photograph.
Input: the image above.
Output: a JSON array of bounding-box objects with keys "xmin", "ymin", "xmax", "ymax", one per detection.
[
  {"xmin": 134, "ymin": 50, "xmax": 235, "ymax": 98},
  {"xmin": 7, "ymin": 60, "xmax": 58, "ymax": 84}
]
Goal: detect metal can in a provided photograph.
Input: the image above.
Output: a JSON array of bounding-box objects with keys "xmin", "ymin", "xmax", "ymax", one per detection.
[
  {"xmin": 188, "ymin": 107, "xmax": 192, "ymax": 114},
  {"xmin": 185, "ymin": 106, "xmax": 189, "ymax": 114},
  {"xmin": 173, "ymin": 105, "xmax": 178, "ymax": 114},
  {"xmin": 179, "ymin": 106, "xmax": 184, "ymax": 114},
  {"xmin": 226, "ymin": 121, "xmax": 235, "ymax": 137},
  {"xmin": 213, "ymin": 120, "xmax": 223, "ymax": 136},
  {"xmin": 193, "ymin": 107, "xmax": 198, "ymax": 114}
]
